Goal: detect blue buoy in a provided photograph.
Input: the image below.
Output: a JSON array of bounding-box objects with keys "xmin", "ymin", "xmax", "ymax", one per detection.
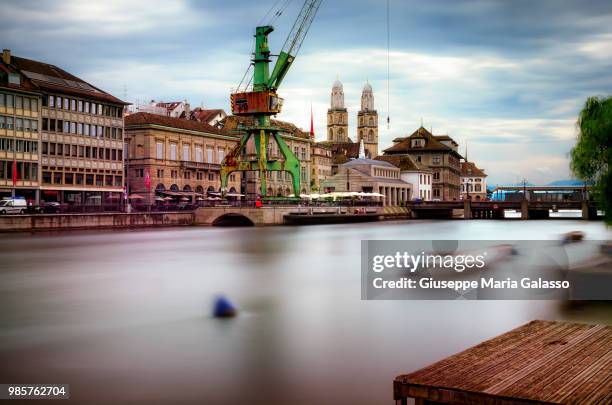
[{"xmin": 213, "ymin": 295, "xmax": 237, "ymax": 318}]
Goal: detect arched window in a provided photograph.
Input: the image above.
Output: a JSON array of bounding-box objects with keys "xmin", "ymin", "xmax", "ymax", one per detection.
[
  {"xmin": 155, "ymin": 183, "xmax": 165, "ymax": 192},
  {"xmin": 328, "ymin": 128, "xmax": 333, "ymax": 139},
  {"xmin": 195, "ymin": 185, "xmax": 204, "ymax": 194},
  {"xmin": 368, "ymin": 129, "xmax": 374, "ymax": 142},
  {"xmin": 285, "ymin": 187, "xmax": 291, "ymax": 196},
  {"xmin": 207, "ymin": 185, "xmax": 215, "ymax": 194},
  {"xmin": 183, "ymin": 185, "xmax": 192, "ymax": 192},
  {"xmin": 369, "ymin": 117, "xmax": 374, "ymax": 126},
  {"xmin": 170, "ymin": 184, "xmax": 179, "ymax": 192},
  {"xmin": 338, "ymin": 128, "xmax": 344, "ymax": 137},
  {"xmin": 277, "ymin": 187, "xmax": 283, "ymax": 197},
  {"xmin": 359, "ymin": 130, "xmax": 363, "ymax": 140},
  {"xmin": 267, "ymin": 187, "xmax": 273, "ymax": 195},
  {"xmin": 229, "ymin": 187, "xmax": 237, "ymax": 193}
]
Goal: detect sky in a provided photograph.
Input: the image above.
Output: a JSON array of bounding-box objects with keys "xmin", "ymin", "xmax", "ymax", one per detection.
[{"xmin": 2, "ymin": 0, "xmax": 612, "ymax": 185}]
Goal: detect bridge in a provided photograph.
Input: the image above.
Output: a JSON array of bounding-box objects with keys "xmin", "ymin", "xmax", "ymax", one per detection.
[
  {"xmin": 194, "ymin": 205, "xmax": 383, "ymax": 226},
  {"xmin": 407, "ymin": 199, "xmax": 598, "ymax": 220}
]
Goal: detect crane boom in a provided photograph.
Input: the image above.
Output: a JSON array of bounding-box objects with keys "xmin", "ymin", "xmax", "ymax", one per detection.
[{"xmin": 268, "ymin": 0, "xmax": 322, "ymax": 90}]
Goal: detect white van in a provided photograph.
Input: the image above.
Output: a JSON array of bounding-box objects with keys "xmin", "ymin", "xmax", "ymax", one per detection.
[{"xmin": 0, "ymin": 198, "xmax": 27, "ymax": 214}]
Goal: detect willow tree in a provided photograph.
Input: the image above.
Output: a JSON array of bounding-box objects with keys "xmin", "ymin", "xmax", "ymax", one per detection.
[{"xmin": 570, "ymin": 96, "xmax": 611, "ymax": 224}]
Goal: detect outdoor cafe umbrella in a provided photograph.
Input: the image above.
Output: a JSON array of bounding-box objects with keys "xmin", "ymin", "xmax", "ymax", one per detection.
[{"xmin": 129, "ymin": 194, "xmax": 145, "ymax": 199}]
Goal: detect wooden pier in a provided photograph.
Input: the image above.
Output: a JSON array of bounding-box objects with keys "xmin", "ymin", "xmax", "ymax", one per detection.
[{"xmin": 394, "ymin": 320, "xmax": 611, "ymax": 404}]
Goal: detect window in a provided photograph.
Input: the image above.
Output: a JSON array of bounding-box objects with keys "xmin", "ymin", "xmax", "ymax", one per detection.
[
  {"xmin": 8, "ymin": 73, "xmax": 20, "ymax": 85},
  {"xmin": 170, "ymin": 144, "xmax": 177, "ymax": 160},
  {"xmin": 70, "ymin": 99, "xmax": 76, "ymax": 111},
  {"xmin": 84, "ymin": 124, "xmax": 89, "ymax": 136},
  {"xmin": 15, "ymin": 118, "xmax": 23, "ymax": 131},
  {"xmin": 77, "ymin": 123, "xmax": 83, "ymax": 135},
  {"xmin": 156, "ymin": 142, "xmax": 164, "ymax": 159},
  {"xmin": 97, "ymin": 104, "xmax": 102, "ymax": 115},
  {"xmin": 49, "ymin": 95, "xmax": 55, "ymax": 108},
  {"xmin": 15, "ymin": 96, "xmax": 23, "ymax": 109},
  {"xmin": 78, "ymin": 100, "xmax": 83, "ymax": 112},
  {"xmin": 84, "ymin": 102, "xmax": 90, "ymax": 113},
  {"xmin": 432, "ymin": 155, "xmax": 442, "ymax": 165},
  {"xmin": 76, "ymin": 174, "xmax": 84, "ymax": 185},
  {"xmin": 70, "ymin": 122, "xmax": 76, "ymax": 134},
  {"xmin": 23, "ymin": 98, "xmax": 30, "ymax": 110},
  {"xmin": 433, "ymin": 171, "xmax": 440, "ymax": 181},
  {"xmin": 183, "ymin": 144, "xmax": 190, "ymax": 161},
  {"xmin": 218, "ymin": 148, "xmax": 224, "ymax": 163},
  {"xmin": 97, "ymin": 125, "xmax": 103, "ymax": 137},
  {"xmin": 157, "ymin": 169, "xmax": 164, "ymax": 178},
  {"xmin": 207, "ymin": 147, "xmax": 213, "ymax": 163},
  {"xmin": 195, "ymin": 146, "xmax": 203, "ymax": 162},
  {"xmin": 31, "ymin": 99, "xmax": 38, "ymax": 111},
  {"xmin": 0, "ymin": 94, "xmax": 4, "ymax": 106},
  {"xmin": 63, "ymin": 98, "xmax": 69, "ymax": 110}
]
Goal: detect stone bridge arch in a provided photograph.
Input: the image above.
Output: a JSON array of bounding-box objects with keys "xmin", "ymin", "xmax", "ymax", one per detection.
[{"xmin": 211, "ymin": 213, "xmax": 255, "ymax": 227}]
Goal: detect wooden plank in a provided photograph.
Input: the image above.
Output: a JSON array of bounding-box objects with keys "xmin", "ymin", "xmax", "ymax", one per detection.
[{"xmin": 394, "ymin": 320, "xmax": 612, "ymax": 404}]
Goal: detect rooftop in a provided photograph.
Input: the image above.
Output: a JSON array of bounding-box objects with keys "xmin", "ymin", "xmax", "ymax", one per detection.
[
  {"xmin": 375, "ymin": 155, "xmax": 432, "ymax": 172},
  {"xmin": 3, "ymin": 52, "xmax": 127, "ymax": 105},
  {"xmin": 125, "ymin": 112, "xmax": 233, "ymax": 136},
  {"xmin": 461, "ymin": 161, "xmax": 487, "ymax": 177},
  {"xmin": 384, "ymin": 126, "xmax": 462, "ymax": 157}
]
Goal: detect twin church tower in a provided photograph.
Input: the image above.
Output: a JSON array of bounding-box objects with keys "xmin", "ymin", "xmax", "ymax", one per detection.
[{"xmin": 326, "ymin": 79, "xmax": 379, "ymax": 158}]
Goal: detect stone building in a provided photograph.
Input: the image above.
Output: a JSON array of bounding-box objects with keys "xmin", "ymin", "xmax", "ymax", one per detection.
[
  {"xmin": 375, "ymin": 154, "xmax": 433, "ymax": 201},
  {"xmin": 461, "ymin": 161, "xmax": 487, "ymax": 200},
  {"xmin": 321, "ymin": 157, "xmax": 411, "ymax": 206},
  {"xmin": 1, "ymin": 49, "xmax": 128, "ymax": 205},
  {"xmin": 382, "ymin": 126, "xmax": 462, "ymax": 200},
  {"xmin": 124, "ymin": 112, "xmax": 242, "ymax": 202},
  {"xmin": 220, "ymin": 115, "xmax": 311, "ymax": 197},
  {"xmin": 356, "ymin": 82, "xmax": 378, "ymax": 159},
  {"xmin": 310, "ymin": 142, "xmax": 332, "ymax": 192}
]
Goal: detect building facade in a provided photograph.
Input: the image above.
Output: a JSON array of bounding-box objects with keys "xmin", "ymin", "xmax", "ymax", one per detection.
[
  {"xmin": 382, "ymin": 127, "xmax": 462, "ymax": 200},
  {"xmin": 1, "ymin": 49, "xmax": 127, "ymax": 206},
  {"xmin": 461, "ymin": 161, "xmax": 487, "ymax": 200},
  {"xmin": 124, "ymin": 112, "xmax": 241, "ymax": 202},
  {"xmin": 0, "ymin": 50, "xmax": 41, "ymax": 203},
  {"xmin": 375, "ymin": 155, "xmax": 433, "ymax": 201},
  {"xmin": 327, "ymin": 79, "xmax": 349, "ymax": 143},
  {"xmin": 321, "ymin": 158, "xmax": 411, "ymax": 206},
  {"xmin": 220, "ymin": 115, "xmax": 312, "ymax": 197},
  {"xmin": 356, "ymin": 82, "xmax": 378, "ymax": 159},
  {"xmin": 310, "ymin": 142, "xmax": 332, "ymax": 192}
]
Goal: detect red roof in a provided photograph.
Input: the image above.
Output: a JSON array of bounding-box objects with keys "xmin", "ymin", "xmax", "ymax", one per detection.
[
  {"xmin": 125, "ymin": 112, "xmax": 235, "ymax": 137},
  {"xmin": 6, "ymin": 55, "xmax": 127, "ymax": 105},
  {"xmin": 384, "ymin": 127, "xmax": 461, "ymax": 156},
  {"xmin": 190, "ymin": 108, "xmax": 225, "ymax": 123},
  {"xmin": 461, "ymin": 161, "xmax": 487, "ymax": 177}
]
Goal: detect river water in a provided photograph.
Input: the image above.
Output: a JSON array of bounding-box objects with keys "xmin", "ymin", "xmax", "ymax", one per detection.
[{"xmin": 0, "ymin": 219, "xmax": 610, "ymax": 404}]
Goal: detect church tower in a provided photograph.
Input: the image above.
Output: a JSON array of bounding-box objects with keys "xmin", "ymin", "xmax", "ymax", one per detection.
[
  {"xmin": 357, "ymin": 82, "xmax": 378, "ymax": 158},
  {"xmin": 327, "ymin": 79, "xmax": 349, "ymax": 143}
]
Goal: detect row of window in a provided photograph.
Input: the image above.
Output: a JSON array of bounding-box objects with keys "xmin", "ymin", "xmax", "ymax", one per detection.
[
  {"xmin": 0, "ymin": 93, "xmax": 39, "ymax": 111},
  {"xmin": 462, "ymin": 184, "xmax": 483, "ymax": 192},
  {"xmin": 41, "ymin": 142, "xmax": 123, "ymax": 161},
  {"xmin": 137, "ymin": 168, "xmax": 221, "ymax": 182},
  {"xmin": 419, "ymin": 174, "xmax": 431, "ymax": 185},
  {"xmin": 0, "ymin": 115, "xmax": 39, "ymax": 131},
  {"xmin": 419, "ymin": 190, "xmax": 432, "ymax": 200},
  {"xmin": 42, "ymin": 118, "xmax": 122, "ymax": 139},
  {"xmin": 373, "ymin": 168, "xmax": 399, "ymax": 179},
  {"xmin": 0, "ymin": 160, "xmax": 38, "ymax": 181},
  {"xmin": 0, "ymin": 138, "xmax": 39, "ymax": 153},
  {"xmin": 156, "ymin": 142, "xmax": 225, "ymax": 163},
  {"xmin": 43, "ymin": 95, "xmax": 122, "ymax": 118},
  {"xmin": 42, "ymin": 171, "xmax": 122, "ymax": 187}
]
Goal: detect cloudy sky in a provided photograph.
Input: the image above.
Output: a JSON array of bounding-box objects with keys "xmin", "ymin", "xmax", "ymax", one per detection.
[{"xmin": 2, "ymin": 0, "xmax": 611, "ymax": 185}]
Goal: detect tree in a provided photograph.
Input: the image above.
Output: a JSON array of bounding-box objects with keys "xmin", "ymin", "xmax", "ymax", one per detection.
[{"xmin": 570, "ymin": 96, "xmax": 612, "ymax": 224}]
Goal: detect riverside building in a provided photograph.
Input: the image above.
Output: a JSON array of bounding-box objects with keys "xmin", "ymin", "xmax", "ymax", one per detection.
[{"xmin": 0, "ymin": 49, "xmax": 128, "ymax": 205}]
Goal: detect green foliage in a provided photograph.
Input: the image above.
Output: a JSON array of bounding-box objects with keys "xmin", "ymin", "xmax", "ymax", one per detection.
[{"xmin": 570, "ymin": 96, "xmax": 612, "ymax": 224}]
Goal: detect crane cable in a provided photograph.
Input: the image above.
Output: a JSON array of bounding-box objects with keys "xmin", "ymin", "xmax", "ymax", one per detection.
[{"xmin": 386, "ymin": 0, "xmax": 390, "ymax": 130}]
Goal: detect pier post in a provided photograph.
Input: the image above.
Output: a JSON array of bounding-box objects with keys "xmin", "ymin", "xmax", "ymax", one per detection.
[
  {"xmin": 463, "ymin": 199, "xmax": 472, "ymax": 219},
  {"xmin": 521, "ymin": 199, "xmax": 529, "ymax": 220},
  {"xmin": 581, "ymin": 201, "xmax": 597, "ymax": 220}
]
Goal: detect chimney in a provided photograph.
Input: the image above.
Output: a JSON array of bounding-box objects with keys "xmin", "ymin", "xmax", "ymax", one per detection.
[
  {"xmin": 184, "ymin": 99, "xmax": 190, "ymax": 118},
  {"xmin": 2, "ymin": 49, "xmax": 11, "ymax": 65}
]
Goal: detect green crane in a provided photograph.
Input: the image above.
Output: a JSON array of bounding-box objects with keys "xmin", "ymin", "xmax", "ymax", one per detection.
[{"xmin": 221, "ymin": 0, "xmax": 322, "ymax": 198}]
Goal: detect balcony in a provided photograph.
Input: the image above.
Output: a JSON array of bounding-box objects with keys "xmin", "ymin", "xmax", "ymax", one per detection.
[{"xmin": 179, "ymin": 161, "xmax": 221, "ymax": 171}]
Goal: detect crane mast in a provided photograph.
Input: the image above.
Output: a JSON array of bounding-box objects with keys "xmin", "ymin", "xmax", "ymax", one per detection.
[{"xmin": 221, "ymin": 0, "xmax": 322, "ymax": 198}]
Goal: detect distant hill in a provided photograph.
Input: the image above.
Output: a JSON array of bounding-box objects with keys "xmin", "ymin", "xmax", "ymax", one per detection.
[{"xmin": 547, "ymin": 180, "xmax": 590, "ymax": 186}]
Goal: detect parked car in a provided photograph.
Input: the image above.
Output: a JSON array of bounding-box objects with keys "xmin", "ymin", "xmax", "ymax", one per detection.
[
  {"xmin": 41, "ymin": 202, "xmax": 61, "ymax": 214},
  {"xmin": 0, "ymin": 198, "xmax": 27, "ymax": 214}
]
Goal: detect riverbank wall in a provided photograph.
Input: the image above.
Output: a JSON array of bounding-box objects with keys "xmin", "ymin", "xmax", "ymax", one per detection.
[{"xmin": 0, "ymin": 212, "xmax": 195, "ymax": 232}]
